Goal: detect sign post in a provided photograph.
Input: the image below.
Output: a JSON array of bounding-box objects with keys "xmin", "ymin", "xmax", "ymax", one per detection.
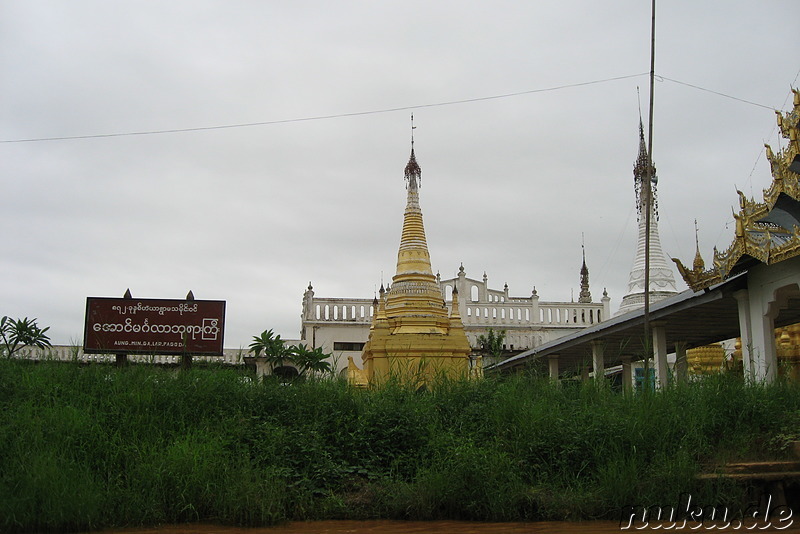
[
  {"xmin": 181, "ymin": 290, "xmax": 195, "ymax": 370},
  {"xmin": 83, "ymin": 293, "xmax": 226, "ymax": 362},
  {"xmin": 115, "ymin": 288, "xmax": 133, "ymax": 367}
]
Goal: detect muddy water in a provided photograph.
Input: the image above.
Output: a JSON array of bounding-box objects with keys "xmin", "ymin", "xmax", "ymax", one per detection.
[{"xmin": 97, "ymin": 519, "xmax": 800, "ymax": 533}]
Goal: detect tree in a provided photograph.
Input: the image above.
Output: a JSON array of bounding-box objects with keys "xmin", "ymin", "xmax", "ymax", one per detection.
[
  {"xmin": 290, "ymin": 343, "xmax": 333, "ymax": 378},
  {"xmin": 1, "ymin": 316, "xmax": 51, "ymax": 359},
  {"xmin": 476, "ymin": 328, "xmax": 506, "ymax": 361},
  {"xmin": 248, "ymin": 329, "xmax": 292, "ymax": 370}
]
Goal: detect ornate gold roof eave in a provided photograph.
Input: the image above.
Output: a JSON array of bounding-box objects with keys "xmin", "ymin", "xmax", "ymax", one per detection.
[{"xmin": 673, "ymin": 87, "xmax": 800, "ymax": 292}]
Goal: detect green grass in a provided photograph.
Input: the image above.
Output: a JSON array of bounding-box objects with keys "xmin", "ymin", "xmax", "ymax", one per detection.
[{"xmin": 0, "ymin": 359, "xmax": 798, "ymax": 532}]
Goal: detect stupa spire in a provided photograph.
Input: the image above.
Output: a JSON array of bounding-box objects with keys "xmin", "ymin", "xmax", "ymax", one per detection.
[
  {"xmin": 617, "ymin": 120, "xmax": 678, "ymax": 315},
  {"xmin": 578, "ymin": 239, "xmax": 592, "ymax": 303},
  {"xmin": 396, "ymin": 116, "xmax": 433, "ymax": 278},
  {"xmin": 389, "ymin": 124, "xmax": 445, "ymax": 325},
  {"xmin": 634, "ymin": 118, "xmax": 658, "ymax": 221}
]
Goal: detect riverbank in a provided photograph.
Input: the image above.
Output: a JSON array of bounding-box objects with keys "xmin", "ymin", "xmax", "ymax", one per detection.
[
  {"xmin": 94, "ymin": 519, "xmax": 800, "ymax": 533},
  {"xmin": 2, "ymin": 360, "xmax": 798, "ymax": 533},
  {"xmin": 95, "ymin": 520, "xmax": 620, "ymax": 533}
]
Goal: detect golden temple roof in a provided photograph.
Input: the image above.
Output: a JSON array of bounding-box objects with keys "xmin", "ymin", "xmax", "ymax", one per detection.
[{"xmin": 673, "ymin": 88, "xmax": 800, "ymax": 291}]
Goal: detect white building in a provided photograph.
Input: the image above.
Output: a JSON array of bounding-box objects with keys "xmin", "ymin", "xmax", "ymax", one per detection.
[{"xmin": 301, "ymin": 263, "xmax": 611, "ymax": 375}]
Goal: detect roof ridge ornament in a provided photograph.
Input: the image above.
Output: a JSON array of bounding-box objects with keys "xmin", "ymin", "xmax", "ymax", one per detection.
[{"xmin": 692, "ymin": 219, "xmax": 705, "ymax": 272}]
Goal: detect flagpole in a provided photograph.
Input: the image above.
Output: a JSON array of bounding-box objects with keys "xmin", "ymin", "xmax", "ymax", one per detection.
[{"xmin": 643, "ymin": 0, "xmax": 656, "ymax": 376}]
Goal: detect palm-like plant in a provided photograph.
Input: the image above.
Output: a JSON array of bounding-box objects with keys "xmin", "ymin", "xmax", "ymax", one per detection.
[
  {"xmin": 1, "ymin": 316, "xmax": 51, "ymax": 359},
  {"xmin": 290, "ymin": 343, "xmax": 333, "ymax": 378},
  {"xmin": 248, "ymin": 329, "xmax": 292, "ymax": 370}
]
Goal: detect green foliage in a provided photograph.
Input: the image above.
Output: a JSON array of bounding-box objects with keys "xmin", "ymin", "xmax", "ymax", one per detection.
[
  {"xmin": 0, "ymin": 360, "xmax": 798, "ymax": 531},
  {"xmin": 475, "ymin": 328, "xmax": 506, "ymax": 359},
  {"xmin": 248, "ymin": 330, "xmax": 333, "ymax": 379},
  {"xmin": 249, "ymin": 330, "xmax": 333, "ymax": 378},
  {"xmin": 290, "ymin": 343, "xmax": 333, "ymax": 378},
  {"xmin": 0, "ymin": 316, "xmax": 51, "ymax": 358},
  {"xmin": 248, "ymin": 328, "xmax": 291, "ymax": 368}
]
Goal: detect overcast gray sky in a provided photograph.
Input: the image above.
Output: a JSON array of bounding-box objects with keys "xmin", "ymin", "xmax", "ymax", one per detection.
[{"xmin": 1, "ymin": 1, "xmax": 798, "ymax": 349}]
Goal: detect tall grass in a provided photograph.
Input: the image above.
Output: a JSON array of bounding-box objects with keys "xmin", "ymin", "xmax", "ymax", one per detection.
[{"xmin": 0, "ymin": 360, "xmax": 797, "ymax": 532}]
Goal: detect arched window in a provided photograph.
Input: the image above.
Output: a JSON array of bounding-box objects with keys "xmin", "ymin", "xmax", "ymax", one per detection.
[{"xmin": 471, "ymin": 285, "xmax": 479, "ymax": 302}]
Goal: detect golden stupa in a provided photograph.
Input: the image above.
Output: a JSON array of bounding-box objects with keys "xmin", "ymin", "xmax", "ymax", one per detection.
[
  {"xmin": 729, "ymin": 324, "xmax": 800, "ymax": 380},
  {"xmin": 687, "ymin": 343, "xmax": 726, "ymax": 375},
  {"xmin": 350, "ymin": 137, "xmax": 473, "ymax": 387}
]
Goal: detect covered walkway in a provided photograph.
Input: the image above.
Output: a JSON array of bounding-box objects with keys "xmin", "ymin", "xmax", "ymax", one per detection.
[{"xmin": 493, "ymin": 258, "xmax": 800, "ymax": 387}]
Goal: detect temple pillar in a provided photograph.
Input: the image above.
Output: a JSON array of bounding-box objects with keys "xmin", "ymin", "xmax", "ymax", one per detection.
[
  {"xmin": 651, "ymin": 321, "xmax": 669, "ymax": 388},
  {"xmin": 581, "ymin": 363, "xmax": 590, "ymax": 382},
  {"xmin": 745, "ymin": 259, "xmax": 800, "ymax": 383},
  {"xmin": 548, "ymin": 354, "xmax": 559, "ymax": 383},
  {"xmin": 674, "ymin": 341, "xmax": 688, "ymax": 384},
  {"xmin": 734, "ymin": 289, "xmax": 755, "ymax": 381},
  {"xmin": 601, "ymin": 289, "xmax": 611, "ymax": 322},
  {"xmin": 591, "ymin": 341, "xmax": 604, "ymax": 381},
  {"xmin": 750, "ymin": 299, "xmax": 779, "ymax": 383},
  {"xmin": 620, "ymin": 356, "xmax": 632, "ymax": 392},
  {"xmin": 531, "ymin": 289, "xmax": 540, "ymax": 324}
]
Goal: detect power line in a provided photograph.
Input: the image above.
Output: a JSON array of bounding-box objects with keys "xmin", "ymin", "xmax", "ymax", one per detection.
[
  {"xmin": 658, "ymin": 76, "xmax": 779, "ymax": 111},
  {"xmin": 3, "ymin": 73, "xmax": 649, "ymax": 143},
  {"xmin": 1, "ymin": 72, "xmax": 785, "ymax": 144}
]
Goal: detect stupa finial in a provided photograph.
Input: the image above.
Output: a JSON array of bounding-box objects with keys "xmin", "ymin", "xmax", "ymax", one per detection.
[{"xmin": 404, "ymin": 114, "xmax": 421, "ymax": 190}]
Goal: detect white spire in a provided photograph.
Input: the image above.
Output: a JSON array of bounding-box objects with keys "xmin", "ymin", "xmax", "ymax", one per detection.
[{"xmin": 617, "ymin": 122, "xmax": 678, "ymax": 315}]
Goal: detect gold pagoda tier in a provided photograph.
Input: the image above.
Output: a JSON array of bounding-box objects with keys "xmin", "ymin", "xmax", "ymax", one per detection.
[
  {"xmin": 356, "ymin": 145, "xmax": 473, "ymax": 387},
  {"xmin": 687, "ymin": 343, "xmax": 726, "ymax": 375}
]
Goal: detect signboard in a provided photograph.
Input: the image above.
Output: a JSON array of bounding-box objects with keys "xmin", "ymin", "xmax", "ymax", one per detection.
[{"xmin": 83, "ymin": 297, "xmax": 226, "ymax": 355}]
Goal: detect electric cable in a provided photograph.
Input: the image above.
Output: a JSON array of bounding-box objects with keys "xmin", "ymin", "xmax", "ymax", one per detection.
[
  {"xmin": 0, "ymin": 73, "xmax": 788, "ymax": 149},
  {"xmin": 2, "ymin": 73, "xmax": 650, "ymax": 143}
]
